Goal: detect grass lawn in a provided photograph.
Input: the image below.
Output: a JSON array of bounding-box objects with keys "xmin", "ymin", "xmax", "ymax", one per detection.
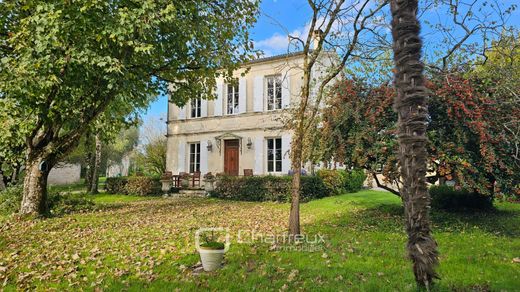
[
  {"xmin": 49, "ymin": 177, "xmax": 107, "ymax": 194},
  {"xmin": 90, "ymin": 193, "xmax": 155, "ymax": 204},
  {"xmin": 0, "ymin": 190, "xmax": 518, "ymax": 291}
]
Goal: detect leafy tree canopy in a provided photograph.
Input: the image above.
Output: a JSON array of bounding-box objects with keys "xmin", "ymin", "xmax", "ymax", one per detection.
[{"xmin": 0, "ymin": 0, "xmax": 259, "ymax": 214}]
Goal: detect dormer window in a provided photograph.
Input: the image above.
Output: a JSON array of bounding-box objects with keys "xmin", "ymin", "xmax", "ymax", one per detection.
[
  {"xmin": 191, "ymin": 98, "xmax": 201, "ymax": 118},
  {"xmin": 266, "ymin": 75, "xmax": 282, "ymax": 110},
  {"xmin": 226, "ymin": 83, "xmax": 239, "ymax": 115}
]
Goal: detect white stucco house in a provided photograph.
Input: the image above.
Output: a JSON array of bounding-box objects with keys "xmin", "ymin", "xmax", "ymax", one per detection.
[{"xmin": 166, "ymin": 37, "xmax": 335, "ymax": 177}]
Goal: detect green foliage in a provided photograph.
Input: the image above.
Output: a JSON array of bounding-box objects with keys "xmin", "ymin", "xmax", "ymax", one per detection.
[
  {"xmin": 299, "ymin": 176, "xmax": 330, "ymax": 201},
  {"xmin": 320, "ymin": 79, "xmax": 400, "ymax": 187},
  {"xmin": 47, "ymin": 193, "xmax": 96, "ymax": 215},
  {"xmin": 316, "ymin": 169, "xmax": 344, "ymax": 195},
  {"xmin": 0, "ymin": 185, "xmax": 23, "ymax": 216},
  {"xmin": 125, "ymin": 176, "xmax": 160, "ymax": 196},
  {"xmin": 0, "ymin": 0, "xmax": 259, "ymax": 213},
  {"xmin": 211, "ymin": 175, "xmax": 329, "ymax": 202},
  {"xmin": 316, "ymin": 169, "xmax": 366, "ymax": 194},
  {"xmin": 105, "ymin": 177, "xmax": 128, "ymax": 194},
  {"xmin": 429, "ymin": 185, "xmax": 493, "ymax": 211},
  {"xmin": 199, "ymin": 242, "xmax": 225, "ymax": 250},
  {"xmin": 66, "ymin": 127, "xmax": 139, "ymax": 172},
  {"xmin": 323, "ymin": 72, "xmax": 519, "ymax": 196},
  {"xmin": 135, "ymin": 137, "xmax": 167, "ymax": 176},
  {"xmin": 343, "ymin": 169, "xmax": 367, "ymax": 192},
  {"xmin": 0, "ymin": 186, "xmax": 94, "ymax": 216}
]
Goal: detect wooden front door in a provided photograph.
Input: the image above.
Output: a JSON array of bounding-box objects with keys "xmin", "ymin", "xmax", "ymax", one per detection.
[{"xmin": 224, "ymin": 139, "xmax": 239, "ymax": 176}]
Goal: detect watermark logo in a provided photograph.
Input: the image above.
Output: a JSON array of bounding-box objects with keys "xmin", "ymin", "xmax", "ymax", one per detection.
[{"xmin": 195, "ymin": 227, "xmax": 325, "ymax": 253}]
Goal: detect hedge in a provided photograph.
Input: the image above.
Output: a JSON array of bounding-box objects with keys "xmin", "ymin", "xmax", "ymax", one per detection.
[
  {"xmin": 105, "ymin": 177, "xmax": 128, "ymax": 194},
  {"xmin": 429, "ymin": 185, "xmax": 493, "ymax": 211},
  {"xmin": 316, "ymin": 169, "xmax": 366, "ymax": 194},
  {"xmin": 125, "ymin": 176, "xmax": 161, "ymax": 196},
  {"xmin": 343, "ymin": 169, "xmax": 367, "ymax": 192},
  {"xmin": 210, "ymin": 175, "xmax": 329, "ymax": 202},
  {"xmin": 106, "ymin": 176, "xmax": 160, "ymax": 196}
]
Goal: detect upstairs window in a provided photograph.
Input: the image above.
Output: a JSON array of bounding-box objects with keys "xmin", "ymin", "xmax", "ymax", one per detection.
[
  {"xmin": 266, "ymin": 75, "xmax": 282, "ymax": 110},
  {"xmin": 189, "ymin": 142, "xmax": 201, "ymax": 173},
  {"xmin": 266, "ymin": 137, "xmax": 282, "ymax": 173},
  {"xmin": 191, "ymin": 98, "xmax": 201, "ymax": 118},
  {"xmin": 227, "ymin": 83, "xmax": 239, "ymax": 115}
]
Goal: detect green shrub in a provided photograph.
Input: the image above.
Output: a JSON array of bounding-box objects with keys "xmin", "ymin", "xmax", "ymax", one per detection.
[
  {"xmin": 0, "ymin": 185, "xmax": 23, "ymax": 215},
  {"xmin": 317, "ymin": 169, "xmax": 345, "ymax": 195},
  {"xmin": 0, "ymin": 186, "xmax": 94, "ymax": 216},
  {"xmin": 125, "ymin": 176, "xmax": 160, "ymax": 196},
  {"xmin": 105, "ymin": 177, "xmax": 128, "ymax": 194},
  {"xmin": 48, "ymin": 192, "xmax": 95, "ymax": 215},
  {"xmin": 210, "ymin": 175, "xmax": 329, "ymax": 202},
  {"xmin": 343, "ymin": 169, "xmax": 366, "ymax": 192},
  {"xmin": 300, "ymin": 176, "xmax": 329, "ymax": 200},
  {"xmin": 429, "ymin": 185, "xmax": 493, "ymax": 211},
  {"xmin": 317, "ymin": 169, "xmax": 366, "ymax": 194}
]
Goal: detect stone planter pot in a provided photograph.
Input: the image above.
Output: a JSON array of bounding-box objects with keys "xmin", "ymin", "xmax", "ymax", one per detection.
[
  {"xmin": 180, "ymin": 179, "xmax": 190, "ymax": 188},
  {"xmin": 204, "ymin": 180, "xmax": 215, "ymax": 192},
  {"xmin": 199, "ymin": 248, "xmax": 225, "ymax": 271},
  {"xmin": 160, "ymin": 179, "xmax": 172, "ymax": 193}
]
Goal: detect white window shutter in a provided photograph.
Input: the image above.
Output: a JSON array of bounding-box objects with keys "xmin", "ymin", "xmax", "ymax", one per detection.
[
  {"xmin": 253, "ymin": 76, "xmax": 264, "ymax": 112},
  {"xmin": 214, "ymin": 82, "xmax": 223, "ymax": 116},
  {"xmin": 178, "ymin": 106, "xmax": 186, "ymax": 120},
  {"xmin": 281, "ymin": 134, "xmax": 291, "ymax": 174},
  {"xmin": 200, "ymin": 140, "xmax": 208, "ymax": 174},
  {"xmin": 201, "ymin": 99, "xmax": 208, "ymax": 117},
  {"xmin": 239, "ymin": 77, "xmax": 247, "ymax": 113},
  {"xmin": 281, "ymin": 73, "xmax": 291, "ymax": 109},
  {"xmin": 254, "ymin": 137, "xmax": 263, "ymax": 175},
  {"xmin": 177, "ymin": 141, "xmax": 185, "ymax": 173}
]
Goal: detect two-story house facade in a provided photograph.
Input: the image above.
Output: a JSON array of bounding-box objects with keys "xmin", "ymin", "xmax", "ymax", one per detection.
[{"xmin": 166, "ymin": 48, "xmax": 334, "ymax": 177}]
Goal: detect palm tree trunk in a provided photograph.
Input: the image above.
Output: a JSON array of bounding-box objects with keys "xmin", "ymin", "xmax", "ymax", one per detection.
[{"xmin": 390, "ymin": 0, "xmax": 439, "ymax": 288}]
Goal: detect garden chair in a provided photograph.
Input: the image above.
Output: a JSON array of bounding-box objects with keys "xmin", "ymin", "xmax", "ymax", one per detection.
[{"xmin": 192, "ymin": 171, "xmax": 201, "ymax": 187}]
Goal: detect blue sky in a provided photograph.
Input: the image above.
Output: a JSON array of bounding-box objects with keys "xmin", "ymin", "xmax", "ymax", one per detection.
[
  {"xmin": 142, "ymin": 0, "xmax": 520, "ymax": 122},
  {"xmin": 142, "ymin": 0, "xmax": 312, "ymax": 122}
]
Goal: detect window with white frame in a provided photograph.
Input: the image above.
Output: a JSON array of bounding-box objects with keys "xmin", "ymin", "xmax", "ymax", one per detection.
[
  {"xmin": 190, "ymin": 98, "xmax": 201, "ymax": 118},
  {"xmin": 266, "ymin": 137, "xmax": 282, "ymax": 173},
  {"xmin": 266, "ymin": 75, "xmax": 282, "ymax": 110},
  {"xmin": 226, "ymin": 83, "xmax": 239, "ymax": 114},
  {"xmin": 189, "ymin": 142, "xmax": 201, "ymax": 173}
]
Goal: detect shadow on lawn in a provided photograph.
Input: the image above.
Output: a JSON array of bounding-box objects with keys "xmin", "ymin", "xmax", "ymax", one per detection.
[{"xmin": 349, "ymin": 202, "xmax": 520, "ymax": 238}]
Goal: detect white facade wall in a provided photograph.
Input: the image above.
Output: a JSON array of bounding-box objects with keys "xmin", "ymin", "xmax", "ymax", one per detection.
[{"xmin": 166, "ymin": 52, "xmax": 336, "ymax": 176}]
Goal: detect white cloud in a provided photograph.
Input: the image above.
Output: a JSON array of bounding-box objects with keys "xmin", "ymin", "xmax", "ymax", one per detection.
[
  {"xmin": 254, "ymin": 26, "xmax": 310, "ymax": 57},
  {"xmin": 255, "ymin": 33, "xmax": 290, "ymax": 52}
]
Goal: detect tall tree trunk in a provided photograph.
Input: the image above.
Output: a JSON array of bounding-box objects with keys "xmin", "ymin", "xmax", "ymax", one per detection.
[
  {"xmin": 11, "ymin": 165, "xmax": 18, "ymax": 184},
  {"xmin": 19, "ymin": 152, "xmax": 52, "ymax": 216},
  {"xmin": 84, "ymin": 131, "xmax": 94, "ymax": 187},
  {"xmin": 289, "ymin": 140, "xmax": 302, "ymax": 235},
  {"xmin": 89, "ymin": 134, "xmax": 101, "ymax": 194},
  {"xmin": 288, "ymin": 64, "xmax": 312, "ymax": 236},
  {"xmin": 0, "ymin": 170, "xmax": 6, "ymax": 191},
  {"xmin": 390, "ymin": 0, "xmax": 439, "ymax": 287}
]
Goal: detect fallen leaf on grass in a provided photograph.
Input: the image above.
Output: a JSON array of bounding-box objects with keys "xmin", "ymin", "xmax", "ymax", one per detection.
[{"xmin": 287, "ymin": 269, "xmax": 299, "ymax": 282}]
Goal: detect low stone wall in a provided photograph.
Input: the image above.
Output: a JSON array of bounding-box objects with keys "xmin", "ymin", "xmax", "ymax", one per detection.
[{"xmin": 48, "ymin": 163, "xmax": 81, "ymax": 185}]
